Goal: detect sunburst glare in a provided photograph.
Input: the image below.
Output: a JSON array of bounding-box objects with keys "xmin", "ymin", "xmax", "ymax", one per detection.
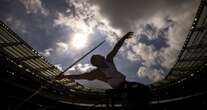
[{"xmin": 70, "ymin": 33, "xmax": 88, "ymax": 50}]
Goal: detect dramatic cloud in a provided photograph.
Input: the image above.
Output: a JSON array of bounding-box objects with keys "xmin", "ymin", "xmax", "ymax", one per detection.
[
  {"xmin": 54, "ymin": 0, "xmax": 122, "ymax": 45},
  {"xmin": 19, "ymin": 0, "xmax": 48, "ymax": 15},
  {"xmin": 88, "ymin": 0, "xmax": 200, "ymax": 83},
  {"xmin": 0, "ymin": 0, "xmax": 201, "ymax": 85},
  {"xmin": 89, "ymin": 0, "xmax": 199, "ymax": 32}
]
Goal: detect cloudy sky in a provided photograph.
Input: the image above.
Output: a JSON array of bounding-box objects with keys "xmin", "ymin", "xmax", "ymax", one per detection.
[{"xmin": 0, "ymin": 0, "xmax": 200, "ymax": 89}]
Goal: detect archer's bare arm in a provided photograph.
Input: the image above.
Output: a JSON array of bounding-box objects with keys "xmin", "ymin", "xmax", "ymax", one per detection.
[
  {"xmin": 58, "ymin": 69, "xmax": 109, "ymax": 82},
  {"xmin": 106, "ymin": 32, "xmax": 133, "ymax": 63}
]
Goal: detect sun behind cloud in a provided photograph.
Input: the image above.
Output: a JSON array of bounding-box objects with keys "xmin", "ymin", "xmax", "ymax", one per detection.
[{"xmin": 70, "ymin": 33, "xmax": 88, "ymax": 50}]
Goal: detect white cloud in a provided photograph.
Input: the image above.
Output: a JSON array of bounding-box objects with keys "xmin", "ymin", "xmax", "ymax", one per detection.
[
  {"xmin": 137, "ymin": 66, "xmax": 164, "ymax": 82},
  {"xmin": 121, "ymin": 13, "xmax": 196, "ymax": 82},
  {"xmin": 132, "ymin": 43, "xmax": 157, "ymax": 66},
  {"xmin": 19, "ymin": 0, "xmax": 48, "ymax": 15},
  {"xmin": 66, "ymin": 63, "xmax": 96, "ymax": 75},
  {"xmin": 54, "ymin": 64, "xmax": 63, "ymax": 71},
  {"xmin": 56, "ymin": 42, "xmax": 69, "ymax": 53},
  {"xmin": 54, "ymin": 13, "xmax": 93, "ymax": 35},
  {"xmin": 40, "ymin": 48, "xmax": 53, "ymax": 57},
  {"xmin": 126, "ymin": 51, "xmax": 141, "ymax": 61},
  {"xmin": 55, "ymin": 40, "xmax": 87, "ymax": 56}
]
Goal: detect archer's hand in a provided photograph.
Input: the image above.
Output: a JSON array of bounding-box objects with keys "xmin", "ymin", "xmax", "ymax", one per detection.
[{"xmin": 123, "ymin": 32, "xmax": 134, "ymax": 39}]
